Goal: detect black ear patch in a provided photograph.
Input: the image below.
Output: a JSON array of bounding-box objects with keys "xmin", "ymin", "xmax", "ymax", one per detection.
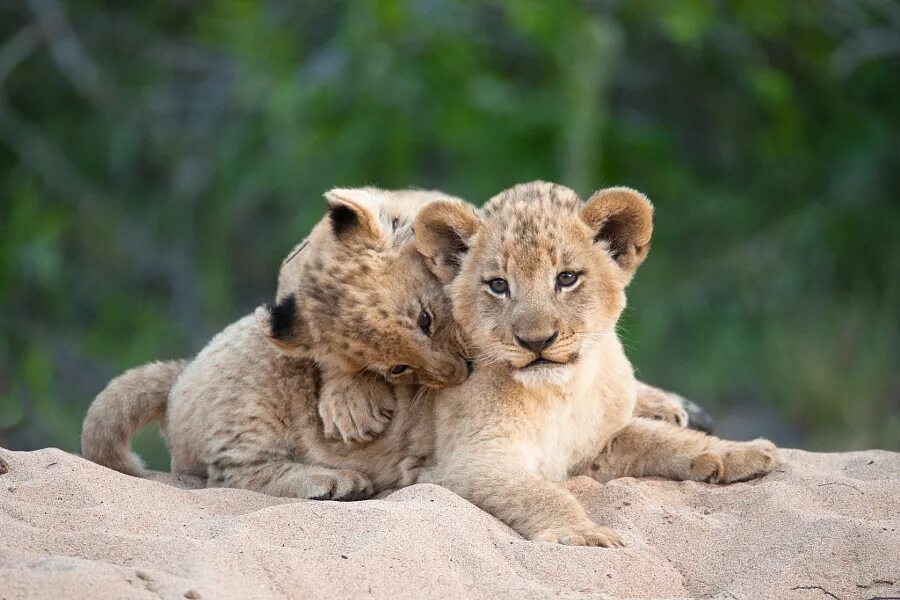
[
  {"xmin": 445, "ymin": 238, "xmax": 468, "ymax": 269},
  {"xmin": 431, "ymin": 222, "xmax": 469, "ymax": 269},
  {"xmin": 329, "ymin": 204, "xmax": 358, "ymax": 239},
  {"xmin": 594, "ymin": 219, "xmax": 629, "ymax": 259},
  {"xmin": 268, "ymin": 294, "xmax": 297, "ymax": 339}
]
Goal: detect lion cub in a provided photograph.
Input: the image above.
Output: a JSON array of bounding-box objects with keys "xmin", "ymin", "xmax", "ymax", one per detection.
[
  {"xmin": 83, "ymin": 188, "xmax": 469, "ymax": 498},
  {"xmin": 415, "ymin": 181, "xmax": 778, "ymax": 546}
]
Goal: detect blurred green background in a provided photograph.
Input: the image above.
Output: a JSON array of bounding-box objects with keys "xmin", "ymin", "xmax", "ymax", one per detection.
[{"xmin": 1, "ymin": 0, "xmax": 898, "ymax": 468}]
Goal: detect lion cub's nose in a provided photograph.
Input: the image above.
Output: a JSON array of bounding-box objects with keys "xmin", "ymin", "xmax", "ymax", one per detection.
[{"xmin": 514, "ymin": 331, "xmax": 558, "ymax": 353}]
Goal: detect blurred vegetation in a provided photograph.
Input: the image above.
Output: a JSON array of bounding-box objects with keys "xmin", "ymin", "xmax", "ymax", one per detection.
[{"xmin": 1, "ymin": 0, "xmax": 898, "ymax": 468}]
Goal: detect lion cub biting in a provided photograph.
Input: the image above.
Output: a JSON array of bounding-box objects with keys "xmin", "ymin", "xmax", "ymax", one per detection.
[
  {"xmin": 83, "ymin": 188, "xmax": 469, "ymax": 498},
  {"xmin": 415, "ymin": 181, "xmax": 778, "ymax": 546}
]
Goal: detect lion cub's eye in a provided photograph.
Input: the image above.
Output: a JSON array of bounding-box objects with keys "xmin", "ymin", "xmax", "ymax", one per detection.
[
  {"xmin": 485, "ymin": 278, "xmax": 509, "ymax": 296},
  {"xmin": 556, "ymin": 271, "xmax": 579, "ymax": 288},
  {"xmin": 418, "ymin": 309, "xmax": 433, "ymax": 335},
  {"xmin": 390, "ymin": 365, "xmax": 410, "ymax": 375}
]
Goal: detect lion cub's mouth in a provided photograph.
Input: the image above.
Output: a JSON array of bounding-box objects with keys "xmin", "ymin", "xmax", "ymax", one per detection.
[{"xmin": 519, "ymin": 355, "xmax": 578, "ymax": 370}]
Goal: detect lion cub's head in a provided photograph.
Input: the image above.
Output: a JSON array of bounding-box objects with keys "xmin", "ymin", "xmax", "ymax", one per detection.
[
  {"xmin": 415, "ymin": 181, "xmax": 653, "ymax": 388},
  {"xmin": 257, "ymin": 188, "xmax": 469, "ymax": 389}
]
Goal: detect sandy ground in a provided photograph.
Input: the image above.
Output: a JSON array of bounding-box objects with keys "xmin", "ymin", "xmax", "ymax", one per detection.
[{"xmin": 0, "ymin": 446, "xmax": 897, "ymax": 600}]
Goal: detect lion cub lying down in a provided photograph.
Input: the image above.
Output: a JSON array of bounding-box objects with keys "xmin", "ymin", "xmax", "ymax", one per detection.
[
  {"xmin": 82, "ymin": 186, "xmax": 709, "ymax": 501},
  {"xmin": 83, "ymin": 189, "xmax": 470, "ymax": 498},
  {"xmin": 415, "ymin": 181, "xmax": 778, "ymax": 546}
]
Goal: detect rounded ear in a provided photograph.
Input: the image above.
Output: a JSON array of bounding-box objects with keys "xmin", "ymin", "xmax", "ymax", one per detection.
[
  {"xmin": 255, "ymin": 295, "xmax": 312, "ymax": 355},
  {"xmin": 414, "ymin": 200, "xmax": 481, "ymax": 284},
  {"xmin": 581, "ymin": 187, "xmax": 654, "ymax": 276},
  {"xmin": 324, "ymin": 188, "xmax": 386, "ymax": 248}
]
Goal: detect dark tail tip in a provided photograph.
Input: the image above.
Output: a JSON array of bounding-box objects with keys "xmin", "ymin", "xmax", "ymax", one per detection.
[{"xmin": 680, "ymin": 397, "xmax": 715, "ymax": 434}]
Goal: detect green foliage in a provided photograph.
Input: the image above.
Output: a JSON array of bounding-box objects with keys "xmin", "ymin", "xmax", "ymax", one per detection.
[{"xmin": 1, "ymin": 0, "xmax": 898, "ymax": 459}]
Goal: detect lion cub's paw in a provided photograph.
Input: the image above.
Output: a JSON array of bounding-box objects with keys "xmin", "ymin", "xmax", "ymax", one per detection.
[
  {"xmin": 708, "ymin": 438, "xmax": 778, "ymax": 483},
  {"xmin": 533, "ymin": 523, "xmax": 624, "ymax": 547},
  {"xmin": 398, "ymin": 455, "xmax": 427, "ymax": 487},
  {"xmin": 634, "ymin": 389, "xmax": 689, "ymax": 427},
  {"xmin": 689, "ymin": 452, "xmax": 725, "ymax": 482},
  {"xmin": 319, "ymin": 379, "xmax": 397, "ymax": 444},
  {"xmin": 642, "ymin": 399, "xmax": 689, "ymax": 427},
  {"xmin": 302, "ymin": 469, "xmax": 374, "ymax": 501}
]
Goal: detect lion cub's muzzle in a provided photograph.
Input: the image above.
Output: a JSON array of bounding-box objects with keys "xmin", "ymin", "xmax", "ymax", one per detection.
[
  {"xmin": 419, "ymin": 356, "xmax": 471, "ymax": 389},
  {"xmin": 507, "ymin": 330, "xmax": 580, "ymax": 371}
]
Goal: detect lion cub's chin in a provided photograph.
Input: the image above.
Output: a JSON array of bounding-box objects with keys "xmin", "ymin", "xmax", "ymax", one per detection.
[{"xmin": 511, "ymin": 362, "xmax": 577, "ymax": 389}]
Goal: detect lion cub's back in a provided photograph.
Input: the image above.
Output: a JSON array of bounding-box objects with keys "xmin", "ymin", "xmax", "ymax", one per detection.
[{"xmin": 165, "ymin": 315, "xmax": 319, "ymax": 476}]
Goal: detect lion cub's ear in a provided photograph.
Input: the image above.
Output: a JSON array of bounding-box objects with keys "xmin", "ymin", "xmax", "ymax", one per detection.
[
  {"xmin": 414, "ymin": 200, "xmax": 481, "ymax": 283},
  {"xmin": 324, "ymin": 188, "xmax": 386, "ymax": 249},
  {"xmin": 581, "ymin": 187, "xmax": 654, "ymax": 277},
  {"xmin": 255, "ymin": 295, "xmax": 312, "ymax": 356}
]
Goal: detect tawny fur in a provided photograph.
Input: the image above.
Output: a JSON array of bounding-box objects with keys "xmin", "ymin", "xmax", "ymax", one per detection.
[
  {"xmin": 633, "ymin": 381, "xmax": 689, "ymax": 427},
  {"xmin": 165, "ymin": 314, "xmax": 435, "ymax": 498},
  {"xmin": 82, "ymin": 188, "xmax": 462, "ymax": 496},
  {"xmin": 270, "ymin": 188, "xmax": 470, "ymax": 444},
  {"xmin": 82, "ymin": 360, "xmax": 187, "ymax": 476},
  {"xmin": 81, "ymin": 186, "xmax": 700, "ymax": 501},
  {"xmin": 415, "ymin": 181, "xmax": 778, "ymax": 546}
]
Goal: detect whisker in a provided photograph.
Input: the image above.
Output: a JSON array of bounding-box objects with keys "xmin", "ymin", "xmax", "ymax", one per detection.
[{"xmin": 411, "ymin": 384, "xmax": 433, "ymax": 409}]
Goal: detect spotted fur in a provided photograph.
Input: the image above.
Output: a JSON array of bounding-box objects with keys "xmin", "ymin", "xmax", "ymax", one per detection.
[{"xmin": 82, "ymin": 188, "xmax": 467, "ymax": 494}]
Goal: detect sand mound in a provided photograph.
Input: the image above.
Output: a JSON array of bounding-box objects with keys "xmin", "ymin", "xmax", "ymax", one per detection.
[{"xmin": 0, "ymin": 447, "xmax": 897, "ymax": 599}]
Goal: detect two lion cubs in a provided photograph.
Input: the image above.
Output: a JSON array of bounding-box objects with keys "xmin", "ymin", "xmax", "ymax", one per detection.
[{"xmin": 83, "ymin": 182, "xmax": 776, "ymax": 546}]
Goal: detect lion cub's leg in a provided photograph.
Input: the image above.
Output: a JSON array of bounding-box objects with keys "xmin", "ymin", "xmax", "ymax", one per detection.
[
  {"xmin": 318, "ymin": 370, "xmax": 397, "ymax": 443},
  {"xmin": 586, "ymin": 418, "xmax": 778, "ymax": 484},
  {"xmin": 438, "ymin": 458, "xmax": 623, "ymax": 547},
  {"xmin": 207, "ymin": 445, "xmax": 373, "ymax": 500}
]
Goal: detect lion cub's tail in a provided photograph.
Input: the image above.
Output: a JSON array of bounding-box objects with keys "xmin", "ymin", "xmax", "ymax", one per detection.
[{"xmin": 81, "ymin": 360, "xmax": 187, "ymax": 477}]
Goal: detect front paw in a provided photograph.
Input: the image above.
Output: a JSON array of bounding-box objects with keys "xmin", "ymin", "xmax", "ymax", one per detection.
[
  {"xmin": 303, "ymin": 469, "xmax": 374, "ymax": 501},
  {"xmin": 533, "ymin": 523, "xmax": 624, "ymax": 547},
  {"xmin": 319, "ymin": 385, "xmax": 396, "ymax": 444},
  {"xmin": 695, "ymin": 439, "xmax": 778, "ymax": 484},
  {"xmin": 398, "ymin": 455, "xmax": 426, "ymax": 487}
]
